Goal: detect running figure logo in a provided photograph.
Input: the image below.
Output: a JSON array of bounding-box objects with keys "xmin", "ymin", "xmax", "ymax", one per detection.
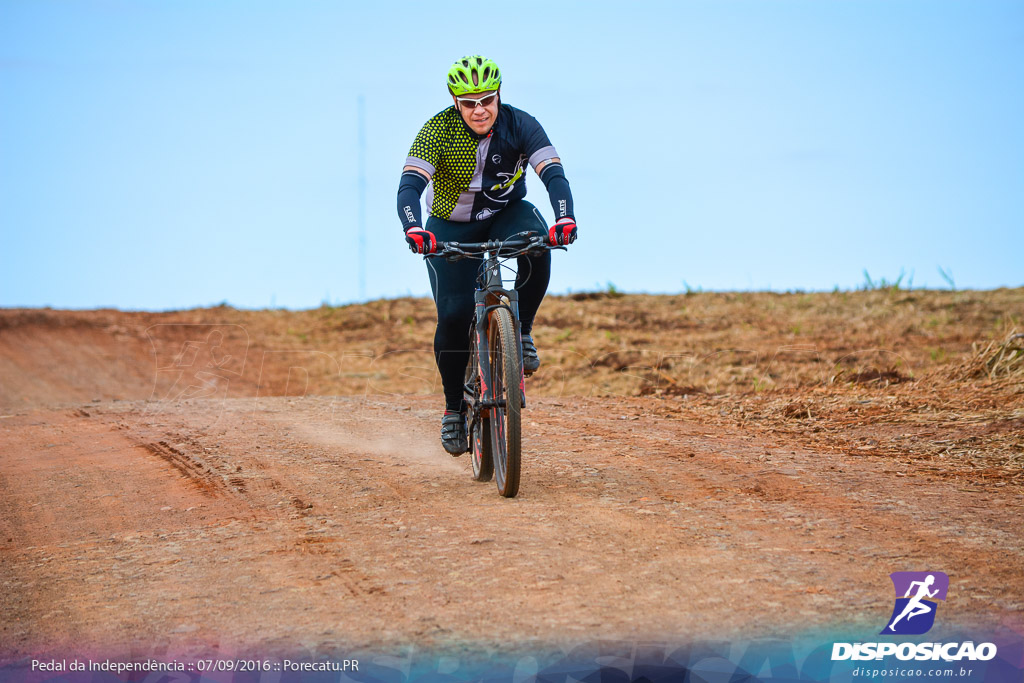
[{"xmin": 881, "ymin": 571, "xmax": 949, "ymax": 635}]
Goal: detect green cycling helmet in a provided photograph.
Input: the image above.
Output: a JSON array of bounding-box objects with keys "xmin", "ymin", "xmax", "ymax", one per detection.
[{"xmin": 446, "ymin": 55, "xmax": 502, "ymax": 96}]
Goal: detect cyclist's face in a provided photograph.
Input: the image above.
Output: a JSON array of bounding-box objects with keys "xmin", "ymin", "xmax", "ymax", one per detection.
[{"xmin": 454, "ymin": 89, "xmax": 498, "ymax": 135}]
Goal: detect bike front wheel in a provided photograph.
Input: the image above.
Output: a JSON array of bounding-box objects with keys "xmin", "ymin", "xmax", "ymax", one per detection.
[{"xmin": 488, "ymin": 306, "xmax": 522, "ymax": 497}]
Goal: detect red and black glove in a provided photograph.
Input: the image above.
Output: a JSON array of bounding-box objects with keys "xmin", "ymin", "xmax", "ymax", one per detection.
[
  {"xmin": 548, "ymin": 217, "xmax": 577, "ymax": 246},
  {"xmin": 404, "ymin": 227, "xmax": 437, "ymax": 254}
]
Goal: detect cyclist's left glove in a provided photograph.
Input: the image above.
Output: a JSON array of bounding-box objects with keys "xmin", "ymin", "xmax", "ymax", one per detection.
[
  {"xmin": 405, "ymin": 227, "xmax": 437, "ymax": 254},
  {"xmin": 548, "ymin": 217, "xmax": 577, "ymax": 246}
]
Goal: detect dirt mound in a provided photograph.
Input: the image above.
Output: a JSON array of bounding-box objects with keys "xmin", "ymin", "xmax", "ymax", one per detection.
[
  {"xmin": 3, "ymin": 290, "xmax": 1022, "ymax": 483},
  {"xmin": 4, "ymin": 288, "xmax": 1023, "ymax": 404}
]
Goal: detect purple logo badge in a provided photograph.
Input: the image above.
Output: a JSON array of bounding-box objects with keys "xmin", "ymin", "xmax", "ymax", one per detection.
[{"xmin": 881, "ymin": 571, "xmax": 949, "ymax": 635}]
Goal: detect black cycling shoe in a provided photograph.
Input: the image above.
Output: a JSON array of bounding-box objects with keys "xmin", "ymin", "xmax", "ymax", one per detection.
[
  {"xmin": 441, "ymin": 410, "xmax": 469, "ymax": 455},
  {"xmin": 522, "ymin": 334, "xmax": 540, "ymax": 375}
]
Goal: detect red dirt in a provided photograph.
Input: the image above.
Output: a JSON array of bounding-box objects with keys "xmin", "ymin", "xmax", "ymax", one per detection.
[{"xmin": 1, "ymin": 293, "xmax": 1022, "ymax": 658}]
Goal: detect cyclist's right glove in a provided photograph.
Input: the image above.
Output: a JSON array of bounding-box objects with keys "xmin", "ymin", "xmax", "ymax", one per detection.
[
  {"xmin": 405, "ymin": 227, "xmax": 437, "ymax": 254},
  {"xmin": 548, "ymin": 217, "xmax": 577, "ymax": 246}
]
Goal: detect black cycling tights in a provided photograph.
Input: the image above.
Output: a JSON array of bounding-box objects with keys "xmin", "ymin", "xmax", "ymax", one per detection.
[{"xmin": 425, "ymin": 200, "xmax": 551, "ymax": 412}]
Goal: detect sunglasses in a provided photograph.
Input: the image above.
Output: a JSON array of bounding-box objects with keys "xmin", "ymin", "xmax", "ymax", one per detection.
[{"xmin": 455, "ymin": 92, "xmax": 498, "ymax": 110}]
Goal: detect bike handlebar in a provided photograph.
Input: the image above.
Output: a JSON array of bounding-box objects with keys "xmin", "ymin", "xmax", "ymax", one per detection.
[{"xmin": 424, "ymin": 231, "xmax": 564, "ymax": 261}]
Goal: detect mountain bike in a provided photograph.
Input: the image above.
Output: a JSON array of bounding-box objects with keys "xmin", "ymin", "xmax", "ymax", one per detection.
[{"xmin": 426, "ymin": 232, "xmax": 562, "ymax": 498}]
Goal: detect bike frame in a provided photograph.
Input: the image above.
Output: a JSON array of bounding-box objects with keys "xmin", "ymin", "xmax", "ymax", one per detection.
[{"xmin": 468, "ymin": 248, "xmax": 526, "ymax": 425}]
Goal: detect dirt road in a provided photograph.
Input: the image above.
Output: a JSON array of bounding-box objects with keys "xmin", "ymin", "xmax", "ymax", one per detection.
[
  {"xmin": 2, "ymin": 298, "xmax": 1023, "ymax": 660},
  {"xmin": 3, "ymin": 392, "xmax": 1021, "ymax": 658}
]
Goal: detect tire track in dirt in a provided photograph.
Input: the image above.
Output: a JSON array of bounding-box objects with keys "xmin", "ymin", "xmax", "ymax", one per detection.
[
  {"xmin": 0, "ymin": 407, "xmax": 261, "ymax": 652},
  {"xmin": 106, "ymin": 400, "xmax": 400, "ymax": 644},
  {"xmin": 526, "ymin": 397, "xmax": 1024, "ymax": 628},
  {"xmin": 237, "ymin": 395, "xmax": 1023, "ymax": 640},
  {"xmin": 3, "ymin": 395, "xmax": 1022, "ymax": 656},
  {"xmin": 137, "ymin": 440, "xmax": 232, "ymax": 496}
]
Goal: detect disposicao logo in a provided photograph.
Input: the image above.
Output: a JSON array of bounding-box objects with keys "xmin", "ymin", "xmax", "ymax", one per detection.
[
  {"xmin": 831, "ymin": 571, "xmax": 998, "ymax": 663},
  {"xmin": 881, "ymin": 571, "xmax": 949, "ymax": 635}
]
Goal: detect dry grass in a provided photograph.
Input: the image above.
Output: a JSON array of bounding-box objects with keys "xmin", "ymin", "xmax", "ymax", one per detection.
[
  {"xmin": 951, "ymin": 330, "xmax": 1024, "ymax": 382},
  {"xmin": 3, "ymin": 287, "xmax": 1022, "ymax": 485}
]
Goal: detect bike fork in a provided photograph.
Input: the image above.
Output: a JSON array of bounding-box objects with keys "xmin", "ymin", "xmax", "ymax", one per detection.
[{"xmin": 473, "ymin": 296, "xmax": 493, "ymax": 420}]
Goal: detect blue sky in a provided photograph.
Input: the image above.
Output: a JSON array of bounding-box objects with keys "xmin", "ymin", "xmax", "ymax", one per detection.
[{"xmin": 2, "ymin": 0, "xmax": 1022, "ymax": 310}]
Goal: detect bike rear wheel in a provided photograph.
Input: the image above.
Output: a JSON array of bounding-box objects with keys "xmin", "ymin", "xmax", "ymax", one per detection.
[
  {"xmin": 489, "ymin": 306, "xmax": 522, "ymax": 497},
  {"xmin": 465, "ymin": 342, "xmax": 493, "ymax": 482}
]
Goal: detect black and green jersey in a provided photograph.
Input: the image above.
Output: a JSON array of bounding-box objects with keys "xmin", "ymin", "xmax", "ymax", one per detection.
[{"xmin": 405, "ymin": 104, "xmax": 559, "ymax": 222}]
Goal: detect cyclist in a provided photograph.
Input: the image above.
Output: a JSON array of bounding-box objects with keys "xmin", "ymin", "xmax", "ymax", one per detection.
[{"xmin": 397, "ymin": 55, "xmax": 577, "ymax": 455}]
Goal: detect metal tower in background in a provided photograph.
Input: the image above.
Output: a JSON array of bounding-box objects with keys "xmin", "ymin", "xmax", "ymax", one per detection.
[{"xmin": 357, "ymin": 95, "xmax": 367, "ymax": 301}]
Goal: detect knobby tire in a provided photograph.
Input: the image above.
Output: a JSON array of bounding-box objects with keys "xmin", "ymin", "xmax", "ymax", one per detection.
[{"xmin": 489, "ymin": 307, "xmax": 522, "ymax": 497}]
